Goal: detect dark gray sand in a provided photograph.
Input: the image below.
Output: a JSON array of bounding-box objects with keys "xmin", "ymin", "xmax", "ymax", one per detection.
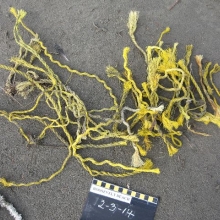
[{"xmin": 0, "ymin": 1, "xmax": 220, "ymax": 219}]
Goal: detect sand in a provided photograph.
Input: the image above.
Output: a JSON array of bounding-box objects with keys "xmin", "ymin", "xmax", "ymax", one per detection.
[{"xmin": 0, "ymin": 0, "xmax": 220, "ymax": 219}]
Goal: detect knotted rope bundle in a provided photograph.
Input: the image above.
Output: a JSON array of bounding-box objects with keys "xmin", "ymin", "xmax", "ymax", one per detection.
[{"xmin": 0, "ymin": 9, "xmax": 220, "ymax": 187}]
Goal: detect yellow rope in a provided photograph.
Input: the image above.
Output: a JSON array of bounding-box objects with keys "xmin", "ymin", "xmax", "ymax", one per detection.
[{"xmin": 0, "ymin": 8, "xmax": 220, "ymax": 187}]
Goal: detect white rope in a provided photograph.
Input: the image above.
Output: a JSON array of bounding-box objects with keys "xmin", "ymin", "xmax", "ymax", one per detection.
[{"xmin": 0, "ymin": 194, "xmax": 22, "ymax": 220}]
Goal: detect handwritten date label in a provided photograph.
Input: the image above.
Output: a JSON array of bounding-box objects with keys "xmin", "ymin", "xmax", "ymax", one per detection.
[
  {"xmin": 80, "ymin": 179, "xmax": 158, "ymax": 220},
  {"xmin": 95, "ymin": 198, "xmax": 135, "ymax": 219}
]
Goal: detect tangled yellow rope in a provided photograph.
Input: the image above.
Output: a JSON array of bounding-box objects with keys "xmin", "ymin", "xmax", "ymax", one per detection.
[{"xmin": 0, "ymin": 8, "xmax": 220, "ymax": 187}]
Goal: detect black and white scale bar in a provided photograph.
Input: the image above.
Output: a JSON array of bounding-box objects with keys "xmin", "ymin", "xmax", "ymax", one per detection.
[{"xmin": 80, "ymin": 178, "xmax": 159, "ymax": 220}]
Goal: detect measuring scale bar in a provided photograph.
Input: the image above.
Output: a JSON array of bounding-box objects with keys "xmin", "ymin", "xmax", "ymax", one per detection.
[{"xmin": 81, "ymin": 178, "xmax": 159, "ymax": 220}]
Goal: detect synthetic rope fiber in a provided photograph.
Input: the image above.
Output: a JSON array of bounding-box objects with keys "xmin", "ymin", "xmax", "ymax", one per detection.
[{"xmin": 0, "ymin": 8, "xmax": 220, "ymax": 187}]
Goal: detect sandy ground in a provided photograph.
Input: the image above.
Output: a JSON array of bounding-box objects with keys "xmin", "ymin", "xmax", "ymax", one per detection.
[{"xmin": 0, "ymin": 0, "xmax": 220, "ymax": 219}]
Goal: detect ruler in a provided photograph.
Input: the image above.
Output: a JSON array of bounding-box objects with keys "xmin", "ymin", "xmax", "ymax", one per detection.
[{"xmin": 80, "ymin": 178, "xmax": 159, "ymax": 220}]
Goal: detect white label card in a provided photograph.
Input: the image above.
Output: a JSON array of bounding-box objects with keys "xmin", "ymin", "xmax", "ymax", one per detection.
[{"xmin": 90, "ymin": 184, "xmax": 132, "ymax": 204}]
